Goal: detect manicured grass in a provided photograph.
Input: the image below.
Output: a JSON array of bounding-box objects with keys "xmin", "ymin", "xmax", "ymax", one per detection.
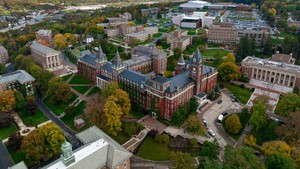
[
  {"xmin": 5, "ymin": 144, "xmax": 27, "ymax": 165},
  {"xmin": 204, "ymin": 61, "xmax": 219, "ymax": 68},
  {"xmin": 188, "ymin": 30, "xmax": 197, "ymax": 35},
  {"xmin": 202, "ymin": 49, "xmax": 230, "ymax": 58},
  {"xmin": 43, "ymin": 93, "xmax": 78, "ymax": 116},
  {"xmin": 71, "ymin": 86, "xmax": 91, "ymax": 94},
  {"xmin": 225, "ymin": 84, "xmax": 253, "ymax": 104},
  {"xmin": 159, "ymin": 27, "xmax": 169, "ymax": 32},
  {"xmin": 19, "ymin": 109, "xmax": 48, "ymax": 126},
  {"xmin": 61, "ymin": 101, "xmax": 86, "ymax": 130},
  {"xmin": 137, "ymin": 136, "xmax": 171, "ymax": 161},
  {"xmin": 87, "ymin": 87, "xmax": 100, "ymax": 96},
  {"xmin": 0, "ymin": 124, "xmax": 18, "ymax": 140},
  {"xmin": 69, "ymin": 74, "xmax": 93, "ymax": 85},
  {"xmin": 61, "ymin": 74, "xmax": 73, "ymax": 81},
  {"xmin": 153, "ymin": 33, "xmax": 162, "ymax": 38}
]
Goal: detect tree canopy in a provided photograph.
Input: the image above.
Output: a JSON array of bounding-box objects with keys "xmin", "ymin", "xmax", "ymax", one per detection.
[
  {"xmin": 225, "ymin": 114, "xmax": 242, "ymax": 134},
  {"xmin": 217, "ymin": 62, "xmax": 241, "ymax": 82}
]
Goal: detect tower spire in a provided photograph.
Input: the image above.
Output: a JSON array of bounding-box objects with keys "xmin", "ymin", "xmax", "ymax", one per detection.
[
  {"xmin": 96, "ymin": 45, "xmax": 107, "ymax": 62},
  {"xmin": 60, "ymin": 139, "xmax": 75, "ymax": 166}
]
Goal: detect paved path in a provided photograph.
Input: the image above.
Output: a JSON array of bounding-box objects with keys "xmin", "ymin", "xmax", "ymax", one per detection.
[
  {"xmin": 36, "ymin": 91, "xmax": 80, "ymax": 148},
  {"xmin": 12, "ymin": 112, "xmax": 35, "ymax": 136},
  {"xmin": 138, "ymin": 116, "xmax": 167, "ymax": 134},
  {"xmin": 123, "ymin": 129, "xmax": 149, "ymax": 152}
]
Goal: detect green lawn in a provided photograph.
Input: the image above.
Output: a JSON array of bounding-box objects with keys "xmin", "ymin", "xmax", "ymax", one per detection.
[
  {"xmin": 43, "ymin": 93, "xmax": 78, "ymax": 116},
  {"xmin": 137, "ymin": 136, "xmax": 171, "ymax": 161},
  {"xmin": 19, "ymin": 109, "xmax": 48, "ymax": 126},
  {"xmin": 87, "ymin": 87, "xmax": 100, "ymax": 96},
  {"xmin": 225, "ymin": 84, "xmax": 252, "ymax": 104},
  {"xmin": 0, "ymin": 124, "xmax": 18, "ymax": 140},
  {"xmin": 153, "ymin": 33, "xmax": 162, "ymax": 38},
  {"xmin": 204, "ymin": 61, "xmax": 219, "ymax": 68},
  {"xmin": 159, "ymin": 27, "xmax": 169, "ymax": 33},
  {"xmin": 69, "ymin": 74, "xmax": 93, "ymax": 85},
  {"xmin": 202, "ymin": 49, "xmax": 230, "ymax": 58},
  {"xmin": 61, "ymin": 74, "xmax": 73, "ymax": 81},
  {"xmin": 110, "ymin": 132, "xmax": 131, "ymax": 145},
  {"xmin": 71, "ymin": 86, "xmax": 91, "ymax": 94},
  {"xmin": 5, "ymin": 144, "xmax": 27, "ymax": 165},
  {"xmin": 61, "ymin": 101, "xmax": 86, "ymax": 130}
]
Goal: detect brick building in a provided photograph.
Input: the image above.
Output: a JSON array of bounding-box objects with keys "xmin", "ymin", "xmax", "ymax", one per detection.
[
  {"xmin": 36, "ymin": 29, "xmax": 52, "ymax": 46},
  {"xmin": 208, "ymin": 23, "xmax": 238, "ymax": 48},
  {"xmin": 241, "ymin": 55, "xmax": 300, "ymax": 89},
  {"xmin": 30, "ymin": 43, "xmax": 63, "ymax": 71},
  {"xmin": 238, "ymin": 27, "xmax": 271, "ymax": 46},
  {"xmin": 0, "ymin": 45, "xmax": 9, "ymax": 64},
  {"xmin": 0, "ymin": 70, "xmax": 35, "ymax": 96}
]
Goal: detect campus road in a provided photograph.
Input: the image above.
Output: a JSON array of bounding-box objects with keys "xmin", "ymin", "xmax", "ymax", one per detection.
[{"xmin": 36, "ymin": 91, "xmax": 80, "ymax": 149}]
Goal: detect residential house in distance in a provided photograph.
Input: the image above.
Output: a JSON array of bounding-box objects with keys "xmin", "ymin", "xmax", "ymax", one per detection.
[
  {"xmin": 240, "ymin": 54, "xmax": 300, "ymax": 93},
  {"xmin": 30, "ymin": 43, "xmax": 63, "ymax": 71},
  {"xmin": 141, "ymin": 8, "xmax": 161, "ymax": 16},
  {"xmin": 0, "ymin": 70, "xmax": 35, "ymax": 96},
  {"xmin": 85, "ymin": 34, "xmax": 94, "ymax": 44},
  {"xmin": 166, "ymin": 29, "xmax": 192, "ymax": 51},
  {"xmin": 208, "ymin": 23, "xmax": 238, "ymax": 49},
  {"xmin": 10, "ymin": 126, "xmax": 133, "ymax": 169},
  {"xmin": 36, "ymin": 29, "xmax": 52, "ymax": 46},
  {"xmin": 0, "ymin": 45, "xmax": 9, "ymax": 64}
]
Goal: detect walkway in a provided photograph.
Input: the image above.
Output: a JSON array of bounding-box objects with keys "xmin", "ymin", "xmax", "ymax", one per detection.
[
  {"xmin": 138, "ymin": 116, "xmax": 167, "ymax": 134},
  {"xmin": 164, "ymin": 127, "xmax": 213, "ymax": 144},
  {"xmin": 123, "ymin": 128, "xmax": 149, "ymax": 152},
  {"xmin": 12, "ymin": 112, "xmax": 35, "ymax": 137}
]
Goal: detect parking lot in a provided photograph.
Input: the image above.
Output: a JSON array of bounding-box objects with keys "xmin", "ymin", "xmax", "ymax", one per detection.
[{"xmin": 201, "ymin": 91, "xmax": 244, "ymax": 147}]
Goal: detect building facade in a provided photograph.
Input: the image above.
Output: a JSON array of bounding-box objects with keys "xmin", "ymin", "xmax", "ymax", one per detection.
[
  {"xmin": 30, "ymin": 43, "xmax": 63, "ymax": 71},
  {"xmin": 172, "ymin": 36, "xmax": 193, "ymax": 51},
  {"xmin": 241, "ymin": 56, "xmax": 300, "ymax": 89},
  {"xmin": 0, "ymin": 70, "xmax": 35, "ymax": 96},
  {"xmin": 208, "ymin": 23, "xmax": 238, "ymax": 48},
  {"xmin": 0, "ymin": 45, "xmax": 9, "ymax": 64},
  {"xmin": 238, "ymin": 27, "xmax": 271, "ymax": 46},
  {"xmin": 36, "ymin": 29, "xmax": 52, "ymax": 46}
]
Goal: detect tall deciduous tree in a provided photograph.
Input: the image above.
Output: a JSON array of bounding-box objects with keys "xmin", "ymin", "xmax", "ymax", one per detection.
[
  {"xmin": 187, "ymin": 115, "xmax": 202, "ymax": 133},
  {"xmin": 104, "ymin": 96, "xmax": 122, "ymax": 136},
  {"xmin": 21, "ymin": 130, "xmax": 44, "ymax": 165},
  {"xmin": 53, "ymin": 83, "xmax": 72, "ymax": 104},
  {"xmin": 101, "ymin": 82, "xmax": 119, "ymax": 98},
  {"xmin": 169, "ymin": 151, "xmax": 195, "ymax": 169},
  {"xmin": 262, "ymin": 140, "xmax": 292, "ymax": 157},
  {"xmin": 0, "ymin": 112, "xmax": 13, "ymax": 128},
  {"xmin": 275, "ymin": 93, "xmax": 300, "ymax": 117},
  {"xmin": 200, "ymin": 140, "xmax": 220, "ymax": 160},
  {"xmin": 8, "ymin": 132, "xmax": 22, "ymax": 151},
  {"xmin": 0, "ymin": 90, "xmax": 16, "ymax": 112},
  {"xmin": 265, "ymin": 153, "xmax": 296, "ymax": 169},
  {"xmin": 225, "ymin": 114, "xmax": 242, "ymax": 134},
  {"xmin": 224, "ymin": 53, "xmax": 236, "ymax": 62},
  {"xmin": 250, "ymin": 101, "xmax": 266, "ymax": 131},
  {"xmin": 217, "ymin": 62, "xmax": 241, "ymax": 82},
  {"xmin": 14, "ymin": 91, "xmax": 26, "ymax": 110},
  {"xmin": 26, "ymin": 95, "xmax": 37, "ymax": 115},
  {"xmin": 113, "ymin": 89, "xmax": 131, "ymax": 116},
  {"xmin": 53, "ymin": 33, "xmax": 67, "ymax": 49},
  {"xmin": 47, "ymin": 77, "xmax": 64, "ymax": 96}
]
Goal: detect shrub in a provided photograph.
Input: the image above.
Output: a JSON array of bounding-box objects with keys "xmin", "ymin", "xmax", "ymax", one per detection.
[
  {"xmin": 225, "ymin": 114, "xmax": 242, "ymax": 134},
  {"xmin": 148, "ymin": 129, "xmax": 158, "ymax": 138},
  {"xmin": 155, "ymin": 133, "xmax": 170, "ymax": 144},
  {"xmin": 189, "ymin": 138, "xmax": 198, "ymax": 146}
]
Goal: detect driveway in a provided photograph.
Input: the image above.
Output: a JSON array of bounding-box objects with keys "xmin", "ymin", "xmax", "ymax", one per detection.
[
  {"xmin": 202, "ymin": 91, "xmax": 244, "ymax": 147},
  {"xmin": 36, "ymin": 91, "xmax": 80, "ymax": 149}
]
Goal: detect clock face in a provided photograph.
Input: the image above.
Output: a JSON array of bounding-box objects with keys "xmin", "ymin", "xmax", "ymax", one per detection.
[
  {"xmin": 193, "ymin": 58, "xmax": 196, "ymax": 63},
  {"xmin": 193, "ymin": 67, "xmax": 196, "ymax": 71}
]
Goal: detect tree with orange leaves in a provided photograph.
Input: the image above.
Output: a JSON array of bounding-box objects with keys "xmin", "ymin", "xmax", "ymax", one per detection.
[{"xmin": 0, "ymin": 90, "xmax": 16, "ymax": 112}]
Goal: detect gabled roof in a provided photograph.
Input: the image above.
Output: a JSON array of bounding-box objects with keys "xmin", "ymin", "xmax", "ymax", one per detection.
[
  {"xmin": 178, "ymin": 54, "xmax": 185, "ymax": 65},
  {"xmin": 0, "ymin": 70, "xmax": 35, "ymax": 85},
  {"xmin": 119, "ymin": 70, "xmax": 145, "ymax": 85},
  {"xmin": 96, "ymin": 46, "xmax": 107, "ymax": 61},
  {"xmin": 30, "ymin": 43, "xmax": 58, "ymax": 56},
  {"xmin": 79, "ymin": 54, "xmax": 97, "ymax": 66},
  {"xmin": 202, "ymin": 65, "xmax": 215, "ymax": 75},
  {"xmin": 75, "ymin": 126, "xmax": 132, "ymax": 169},
  {"xmin": 101, "ymin": 62, "xmax": 113, "ymax": 72},
  {"xmin": 167, "ymin": 71, "xmax": 194, "ymax": 93}
]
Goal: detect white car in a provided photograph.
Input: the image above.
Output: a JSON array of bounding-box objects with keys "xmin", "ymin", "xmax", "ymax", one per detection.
[
  {"xmin": 207, "ymin": 129, "xmax": 216, "ymax": 137},
  {"xmin": 270, "ymin": 116, "xmax": 279, "ymax": 122},
  {"xmin": 202, "ymin": 118, "xmax": 207, "ymax": 124}
]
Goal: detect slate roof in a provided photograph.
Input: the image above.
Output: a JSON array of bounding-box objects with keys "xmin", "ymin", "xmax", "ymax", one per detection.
[
  {"xmin": 0, "ymin": 70, "xmax": 35, "ymax": 85},
  {"xmin": 119, "ymin": 70, "xmax": 145, "ymax": 85},
  {"xmin": 30, "ymin": 43, "xmax": 58, "ymax": 56},
  {"xmin": 190, "ymin": 48, "xmax": 202, "ymax": 64},
  {"xmin": 79, "ymin": 54, "xmax": 97, "ymax": 66},
  {"xmin": 113, "ymin": 51, "xmax": 122, "ymax": 67},
  {"xmin": 202, "ymin": 65, "xmax": 215, "ymax": 75},
  {"xmin": 154, "ymin": 76, "xmax": 170, "ymax": 84},
  {"xmin": 81, "ymin": 50, "xmax": 91, "ymax": 57},
  {"xmin": 167, "ymin": 71, "xmax": 194, "ymax": 93},
  {"xmin": 134, "ymin": 45, "xmax": 166, "ymax": 58},
  {"xmin": 96, "ymin": 46, "xmax": 107, "ymax": 61},
  {"xmin": 271, "ymin": 53, "xmax": 294, "ymax": 64},
  {"xmin": 97, "ymin": 74, "xmax": 112, "ymax": 81},
  {"xmin": 178, "ymin": 54, "xmax": 185, "ymax": 65},
  {"xmin": 75, "ymin": 126, "xmax": 132, "ymax": 169},
  {"xmin": 101, "ymin": 62, "xmax": 113, "ymax": 72}
]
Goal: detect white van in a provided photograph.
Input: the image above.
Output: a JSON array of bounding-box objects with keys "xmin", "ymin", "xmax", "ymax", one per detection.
[{"xmin": 217, "ymin": 114, "xmax": 224, "ymax": 124}]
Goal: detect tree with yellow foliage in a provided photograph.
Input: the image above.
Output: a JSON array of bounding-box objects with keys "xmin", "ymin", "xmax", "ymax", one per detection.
[
  {"xmin": 113, "ymin": 89, "xmax": 131, "ymax": 116},
  {"xmin": 217, "ymin": 62, "xmax": 241, "ymax": 81},
  {"xmin": 53, "ymin": 33, "xmax": 67, "ymax": 49},
  {"xmin": 244, "ymin": 135, "xmax": 257, "ymax": 147},
  {"xmin": 156, "ymin": 45, "xmax": 163, "ymax": 50},
  {"xmin": 224, "ymin": 53, "xmax": 236, "ymax": 63},
  {"xmin": 262, "ymin": 140, "xmax": 291, "ymax": 157},
  {"xmin": 267, "ymin": 8, "xmax": 276, "ymax": 17},
  {"xmin": 0, "ymin": 90, "xmax": 16, "ymax": 113},
  {"xmin": 21, "ymin": 123, "xmax": 64, "ymax": 166},
  {"xmin": 128, "ymin": 21, "xmax": 136, "ymax": 26},
  {"xmin": 104, "ymin": 96, "xmax": 123, "ymax": 136}
]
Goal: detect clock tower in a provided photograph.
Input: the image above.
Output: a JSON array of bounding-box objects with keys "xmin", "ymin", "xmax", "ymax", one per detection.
[{"xmin": 189, "ymin": 48, "xmax": 203, "ymax": 95}]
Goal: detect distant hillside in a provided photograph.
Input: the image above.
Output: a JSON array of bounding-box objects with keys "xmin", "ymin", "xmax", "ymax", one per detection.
[{"xmin": 0, "ymin": 0, "xmax": 159, "ymax": 11}]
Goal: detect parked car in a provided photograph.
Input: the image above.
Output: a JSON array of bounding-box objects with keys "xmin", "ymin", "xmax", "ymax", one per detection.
[
  {"xmin": 207, "ymin": 129, "xmax": 216, "ymax": 137},
  {"xmin": 217, "ymin": 100, "xmax": 222, "ymax": 104},
  {"xmin": 221, "ymin": 111, "xmax": 228, "ymax": 116},
  {"xmin": 270, "ymin": 116, "xmax": 279, "ymax": 122},
  {"xmin": 202, "ymin": 118, "xmax": 207, "ymax": 124}
]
